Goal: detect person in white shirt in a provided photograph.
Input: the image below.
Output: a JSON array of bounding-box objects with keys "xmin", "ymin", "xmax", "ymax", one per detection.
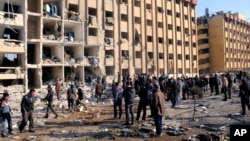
[{"xmin": 0, "ymin": 93, "xmax": 14, "ymax": 137}]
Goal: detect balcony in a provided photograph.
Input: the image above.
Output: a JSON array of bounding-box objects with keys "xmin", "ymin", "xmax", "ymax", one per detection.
[
  {"xmin": 134, "ymin": 7, "xmax": 140, "ymax": 17},
  {"xmin": 198, "ymin": 33, "xmax": 208, "ymax": 39},
  {"xmin": 120, "ymin": 4, "xmax": 128, "ymax": 14},
  {"xmin": 0, "ymin": 40, "xmax": 25, "ymax": 53},
  {"xmin": 105, "ymin": 57, "xmax": 114, "ymax": 66},
  {"xmin": 0, "ymin": 12, "xmax": 24, "ymax": 26},
  {"xmin": 147, "ymin": 42, "xmax": 153, "ymax": 52},
  {"xmin": 158, "ymin": 59, "xmax": 164, "ymax": 68},
  {"xmin": 87, "ymin": 16, "xmax": 98, "ymax": 27},
  {"xmin": 0, "ymin": 67, "xmax": 24, "ymax": 80},
  {"xmin": 120, "ymin": 21, "xmax": 128, "ymax": 32}
]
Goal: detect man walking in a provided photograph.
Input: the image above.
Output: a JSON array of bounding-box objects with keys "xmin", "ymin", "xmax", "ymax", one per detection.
[
  {"xmin": 42, "ymin": 85, "xmax": 58, "ymax": 118},
  {"xmin": 152, "ymin": 83, "xmax": 165, "ymax": 136},
  {"xmin": 19, "ymin": 89, "xmax": 36, "ymax": 133},
  {"xmin": 123, "ymin": 81, "xmax": 135, "ymax": 125},
  {"xmin": 0, "ymin": 93, "xmax": 14, "ymax": 137}
]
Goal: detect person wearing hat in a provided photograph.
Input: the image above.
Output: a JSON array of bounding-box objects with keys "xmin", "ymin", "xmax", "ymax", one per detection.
[
  {"xmin": 42, "ymin": 85, "xmax": 58, "ymax": 118},
  {"xmin": 152, "ymin": 83, "xmax": 165, "ymax": 136},
  {"xmin": 0, "ymin": 93, "xmax": 14, "ymax": 137}
]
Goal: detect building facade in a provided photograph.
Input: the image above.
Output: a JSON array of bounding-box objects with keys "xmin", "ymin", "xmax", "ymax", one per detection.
[
  {"xmin": 0, "ymin": 0, "xmax": 198, "ymax": 90},
  {"xmin": 198, "ymin": 10, "xmax": 250, "ymax": 74}
]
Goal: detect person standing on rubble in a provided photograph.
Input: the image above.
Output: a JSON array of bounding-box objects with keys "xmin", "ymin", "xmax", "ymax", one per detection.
[
  {"xmin": 239, "ymin": 79, "xmax": 250, "ymax": 115},
  {"xmin": 123, "ymin": 81, "xmax": 135, "ymax": 125},
  {"xmin": 113, "ymin": 82, "xmax": 123, "ymax": 119},
  {"xmin": 0, "ymin": 93, "xmax": 15, "ymax": 137},
  {"xmin": 42, "ymin": 85, "xmax": 58, "ymax": 118},
  {"xmin": 55, "ymin": 78, "xmax": 61, "ymax": 101},
  {"xmin": 152, "ymin": 83, "xmax": 165, "ymax": 136},
  {"xmin": 19, "ymin": 89, "xmax": 36, "ymax": 133},
  {"xmin": 136, "ymin": 82, "xmax": 148, "ymax": 121},
  {"xmin": 221, "ymin": 74, "xmax": 228, "ymax": 101},
  {"xmin": 67, "ymin": 84, "xmax": 77, "ymax": 111},
  {"xmin": 95, "ymin": 80, "xmax": 103, "ymax": 103}
]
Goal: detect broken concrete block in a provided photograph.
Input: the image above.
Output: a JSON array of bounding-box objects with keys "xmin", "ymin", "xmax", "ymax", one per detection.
[{"xmin": 139, "ymin": 127, "xmax": 156, "ymax": 133}]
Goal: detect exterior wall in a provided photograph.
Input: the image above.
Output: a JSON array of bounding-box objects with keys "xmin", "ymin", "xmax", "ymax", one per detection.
[
  {"xmin": 0, "ymin": 0, "xmax": 199, "ymax": 89},
  {"xmin": 198, "ymin": 12, "xmax": 250, "ymax": 74}
]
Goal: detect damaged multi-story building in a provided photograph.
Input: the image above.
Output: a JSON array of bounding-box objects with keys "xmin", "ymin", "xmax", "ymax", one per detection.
[
  {"xmin": 0, "ymin": 0, "xmax": 198, "ymax": 90},
  {"xmin": 197, "ymin": 9, "xmax": 250, "ymax": 74}
]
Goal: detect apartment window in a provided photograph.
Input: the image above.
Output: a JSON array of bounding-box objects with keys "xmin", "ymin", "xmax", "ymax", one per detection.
[
  {"xmin": 193, "ymin": 42, "xmax": 196, "ymax": 47},
  {"xmin": 146, "ymin": 4, "xmax": 152, "ymax": 11},
  {"xmin": 158, "ymin": 37, "xmax": 163, "ymax": 43},
  {"xmin": 134, "ymin": 1, "xmax": 140, "ymax": 7},
  {"xmin": 176, "ymin": 12, "xmax": 180, "ymax": 18},
  {"xmin": 121, "ymin": 32, "xmax": 128, "ymax": 39},
  {"xmin": 177, "ymin": 40, "xmax": 182, "ymax": 46},
  {"xmin": 185, "ymin": 41, "xmax": 189, "ymax": 46},
  {"xmin": 159, "ymin": 53, "xmax": 164, "ymax": 59},
  {"xmin": 105, "ymin": 30, "xmax": 113, "ymax": 38},
  {"xmin": 177, "ymin": 54, "xmax": 182, "ymax": 60},
  {"xmin": 157, "ymin": 7, "xmax": 164, "ymax": 13},
  {"xmin": 167, "ymin": 10, "xmax": 172, "ymax": 16},
  {"xmin": 148, "ymin": 52, "xmax": 153, "ymax": 59},
  {"xmin": 225, "ymin": 28, "xmax": 228, "ymax": 31},
  {"xmin": 168, "ymin": 39, "xmax": 173, "ymax": 45},
  {"xmin": 168, "ymin": 24, "xmax": 173, "ymax": 30},
  {"xmin": 147, "ymin": 36, "xmax": 153, "ymax": 42},
  {"xmin": 88, "ymin": 8, "xmax": 97, "ymax": 16},
  {"xmin": 186, "ymin": 68, "xmax": 190, "ymax": 73},
  {"xmin": 177, "ymin": 26, "xmax": 181, "ymax": 32},
  {"xmin": 191, "ymin": 17, "xmax": 195, "ymax": 23},
  {"xmin": 122, "ymin": 50, "xmax": 129, "ymax": 58},
  {"xmin": 158, "ymin": 22, "xmax": 163, "ymax": 28},
  {"xmin": 184, "ymin": 15, "xmax": 188, "ymax": 20},
  {"xmin": 176, "ymin": 0, "xmax": 180, "ymax": 4},
  {"xmin": 120, "ymin": 0, "xmax": 128, "ymax": 4},
  {"xmin": 106, "ymin": 11, "xmax": 113, "ymax": 17},
  {"xmin": 185, "ymin": 55, "xmax": 190, "ymax": 60},
  {"xmin": 147, "ymin": 20, "xmax": 152, "ymax": 26},
  {"xmin": 135, "ymin": 17, "xmax": 141, "ymax": 24},
  {"xmin": 121, "ymin": 14, "xmax": 128, "ymax": 21},
  {"xmin": 169, "ymin": 53, "xmax": 174, "ymax": 59},
  {"xmin": 136, "ymin": 51, "xmax": 141, "ymax": 58},
  {"xmin": 89, "ymin": 28, "xmax": 97, "ymax": 36},
  {"xmin": 184, "ymin": 1, "xmax": 189, "ymax": 7},
  {"xmin": 193, "ymin": 55, "xmax": 197, "ymax": 60}
]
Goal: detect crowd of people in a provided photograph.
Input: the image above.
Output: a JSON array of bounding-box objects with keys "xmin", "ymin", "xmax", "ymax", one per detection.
[{"xmin": 0, "ymin": 70, "xmax": 249, "ymax": 137}]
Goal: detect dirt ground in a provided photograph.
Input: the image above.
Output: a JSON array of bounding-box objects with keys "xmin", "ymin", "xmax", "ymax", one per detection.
[{"xmin": 1, "ymin": 84, "xmax": 250, "ymax": 141}]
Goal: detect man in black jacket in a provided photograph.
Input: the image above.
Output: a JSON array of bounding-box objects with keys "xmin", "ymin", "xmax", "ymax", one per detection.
[
  {"xmin": 42, "ymin": 85, "xmax": 58, "ymax": 118},
  {"xmin": 239, "ymin": 79, "xmax": 250, "ymax": 115},
  {"xmin": 123, "ymin": 81, "xmax": 135, "ymax": 125},
  {"xmin": 136, "ymin": 82, "xmax": 148, "ymax": 121},
  {"xmin": 19, "ymin": 89, "xmax": 36, "ymax": 133}
]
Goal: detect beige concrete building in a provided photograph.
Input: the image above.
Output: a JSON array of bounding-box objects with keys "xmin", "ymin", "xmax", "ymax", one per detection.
[
  {"xmin": 198, "ymin": 10, "xmax": 250, "ymax": 74},
  {"xmin": 0, "ymin": 0, "xmax": 198, "ymax": 90}
]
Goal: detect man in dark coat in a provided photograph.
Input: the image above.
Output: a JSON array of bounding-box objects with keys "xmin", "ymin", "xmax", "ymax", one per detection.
[
  {"xmin": 239, "ymin": 79, "xmax": 250, "ymax": 115},
  {"xmin": 42, "ymin": 85, "xmax": 58, "ymax": 118},
  {"xmin": 209, "ymin": 74, "xmax": 215, "ymax": 93},
  {"xmin": 19, "ymin": 89, "xmax": 36, "ymax": 133},
  {"xmin": 136, "ymin": 82, "xmax": 148, "ymax": 121},
  {"xmin": 214, "ymin": 74, "xmax": 220, "ymax": 95},
  {"xmin": 152, "ymin": 83, "xmax": 165, "ymax": 136},
  {"xmin": 123, "ymin": 81, "xmax": 135, "ymax": 125}
]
